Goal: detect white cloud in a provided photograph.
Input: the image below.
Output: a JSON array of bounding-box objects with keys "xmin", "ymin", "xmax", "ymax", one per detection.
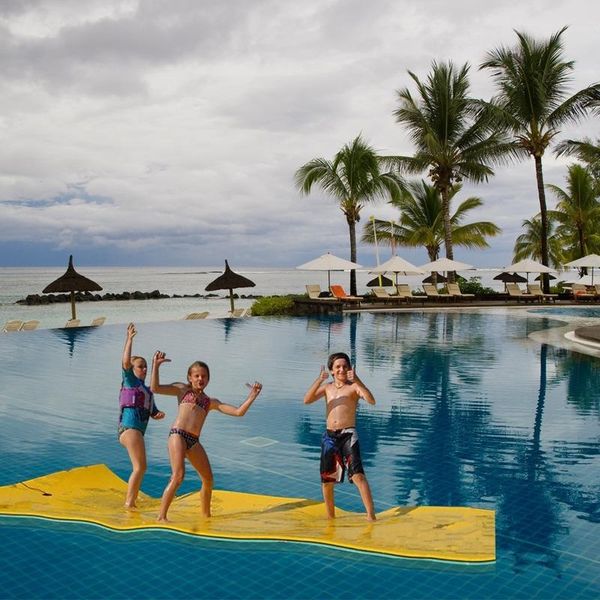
[{"xmin": 0, "ymin": 0, "xmax": 599, "ymax": 266}]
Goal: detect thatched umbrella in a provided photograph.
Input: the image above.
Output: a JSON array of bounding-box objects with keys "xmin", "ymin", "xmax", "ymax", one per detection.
[
  {"xmin": 366, "ymin": 275, "xmax": 394, "ymax": 287},
  {"xmin": 42, "ymin": 255, "xmax": 102, "ymax": 320},
  {"xmin": 493, "ymin": 272, "xmax": 528, "ymax": 283},
  {"xmin": 422, "ymin": 272, "xmax": 448, "ymax": 284},
  {"xmin": 205, "ymin": 260, "xmax": 255, "ymax": 313}
]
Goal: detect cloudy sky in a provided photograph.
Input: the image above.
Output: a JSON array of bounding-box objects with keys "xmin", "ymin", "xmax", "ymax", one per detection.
[{"xmin": 1, "ymin": 0, "xmax": 599, "ymax": 268}]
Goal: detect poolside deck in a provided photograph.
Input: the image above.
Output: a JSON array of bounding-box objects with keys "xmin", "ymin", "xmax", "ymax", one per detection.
[{"xmin": 294, "ymin": 295, "xmax": 591, "ymax": 315}]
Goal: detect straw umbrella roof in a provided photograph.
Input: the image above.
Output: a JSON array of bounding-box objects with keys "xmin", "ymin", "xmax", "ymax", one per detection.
[
  {"xmin": 42, "ymin": 255, "xmax": 102, "ymax": 320},
  {"xmin": 205, "ymin": 260, "xmax": 255, "ymax": 313},
  {"xmin": 493, "ymin": 272, "xmax": 528, "ymax": 283}
]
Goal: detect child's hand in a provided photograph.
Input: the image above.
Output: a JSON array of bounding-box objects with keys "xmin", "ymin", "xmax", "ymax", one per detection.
[
  {"xmin": 127, "ymin": 323, "xmax": 137, "ymax": 339},
  {"xmin": 319, "ymin": 365, "xmax": 329, "ymax": 381},
  {"xmin": 153, "ymin": 351, "xmax": 171, "ymax": 366},
  {"xmin": 245, "ymin": 381, "xmax": 263, "ymax": 398},
  {"xmin": 152, "ymin": 411, "xmax": 166, "ymax": 420},
  {"xmin": 348, "ymin": 366, "xmax": 358, "ymax": 383}
]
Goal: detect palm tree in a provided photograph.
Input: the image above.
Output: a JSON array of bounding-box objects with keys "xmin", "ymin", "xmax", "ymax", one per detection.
[
  {"xmin": 295, "ymin": 135, "xmax": 404, "ymax": 295},
  {"xmin": 547, "ymin": 164, "xmax": 600, "ymax": 261},
  {"xmin": 362, "ymin": 180, "xmax": 501, "ymax": 263},
  {"xmin": 393, "ymin": 60, "xmax": 511, "ymax": 280},
  {"xmin": 556, "ymin": 138, "xmax": 600, "ymax": 185},
  {"xmin": 481, "ymin": 27, "xmax": 600, "ymax": 291},
  {"xmin": 513, "ymin": 216, "xmax": 564, "ymax": 268}
]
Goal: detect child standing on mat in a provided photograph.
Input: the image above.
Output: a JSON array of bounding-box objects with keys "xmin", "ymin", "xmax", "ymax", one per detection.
[
  {"xmin": 151, "ymin": 351, "xmax": 263, "ymax": 521},
  {"xmin": 303, "ymin": 352, "xmax": 376, "ymax": 521},
  {"xmin": 119, "ymin": 323, "xmax": 165, "ymax": 508}
]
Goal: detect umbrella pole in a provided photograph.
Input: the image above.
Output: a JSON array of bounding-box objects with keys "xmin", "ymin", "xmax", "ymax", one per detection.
[
  {"xmin": 70, "ymin": 291, "xmax": 76, "ymax": 320},
  {"xmin": 229, "ymin": 289, "xmax": 235, "ymax": 313}
]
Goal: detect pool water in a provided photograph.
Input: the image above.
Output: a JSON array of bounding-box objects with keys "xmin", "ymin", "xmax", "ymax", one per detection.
[{"xmin": 0, "ymin": 312, "xmax": 599, "ymax": 599}]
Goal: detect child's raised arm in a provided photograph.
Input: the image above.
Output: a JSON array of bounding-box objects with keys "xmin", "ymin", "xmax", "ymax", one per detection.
[
  {"xmin": 150, "ymin": 351, "xmax": 182, "ymax": 397},
  {"xmin": 348, "ymin": 367, "xmax": 376, "ymax": 405},
  {"xmin": 213, "ymin": 382, "xmax": 263, "ymax": 416},
  {"xmin": 122, "ymin": 323, "xmax": 136, "ymax": 370},
  {"xmin": 303, "ymin": 366, "xmax": 329, "ymax": 404}
]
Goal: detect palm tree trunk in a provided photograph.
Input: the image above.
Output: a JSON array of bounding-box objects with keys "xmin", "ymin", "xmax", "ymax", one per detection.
[
  {"xmin": 534, "ymin": 155, "xmax": 551, "ymax": 293},
  {"xmin": 441, "ymin": 186, "xmax": 455, "ymax": 283},
  {"xmin": 348, "ymin": 218, "xmax": 358, "ymax": 296}
]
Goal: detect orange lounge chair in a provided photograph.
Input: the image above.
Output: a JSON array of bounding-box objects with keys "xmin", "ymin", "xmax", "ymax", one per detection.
[{"xmin": 330, "ymin": 285, "xmax": 362, "ymax": 304}]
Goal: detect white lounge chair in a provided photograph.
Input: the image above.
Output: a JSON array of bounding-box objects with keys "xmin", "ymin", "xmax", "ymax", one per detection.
[
  {"xmin": 90, "ymin": 317, "xmax": 106, "ymax": 326},
  {"xmin": 371, "ymin": 287, "xmax": 406, "ymax": 304},
  {"xmin": 305, "ymin": 284, "xmax": 336, "ymax": 300},
  {"xmin": 19, "ymin": 320, "xmax": 40, "ymax": 331},
  {"xmin": 446, "ymin": 283, "xmax": 475, "ymax": 300},
  {"xmin": 396, "ymin": 284, "xmax": 427, "ymax": 303},
  {"xmin": 423, "ymin": 283, "xmax": 453, "ymax": 302},
  {"xmin": 185, "ymin": 312, "xmax": 209, "ymax": 320},
  {"xmin": 64, "ymin": 319, "xmax": 81, "ymax": 328},
  {"xmin": 2, "ymin": 320, "xmax": 23, "ymax": 332},
  {"xmin": 527, "ymin": 284, "xmax": 557, "ymax": 302},
  {"xmin": 506, "ymin": 283, "xmax": 537, "ymax": 303}
]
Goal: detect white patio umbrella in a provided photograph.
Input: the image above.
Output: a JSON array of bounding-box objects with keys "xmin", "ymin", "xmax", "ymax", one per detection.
[
  {"xmin": 564, "ymin": 253, "xmax": 600, "ymax": 284},
  {"xmin": 419, "ymin": 258, "xmax": 473, "ymax": 273},
  {"xmin": 503, "ymin": 258, "xmax": 555, "ymax": 283},
  {"xmin": 419, "ymin": 258, "xmax": 473, "ymax": 285},
  {"xmin": 370, "ymin": 255, "xmax": 425, "ymax": 284},
  {"xmin": 296, "ymin": 252, "xmax": 362, "ymax": 289}
]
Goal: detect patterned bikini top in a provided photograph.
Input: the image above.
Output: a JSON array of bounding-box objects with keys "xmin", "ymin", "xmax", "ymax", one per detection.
[{"xmin": 180, "ymin": 389, "xmax": 210, "ymax": 412}]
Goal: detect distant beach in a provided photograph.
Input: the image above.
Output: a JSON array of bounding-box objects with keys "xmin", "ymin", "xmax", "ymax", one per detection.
[{"xmin": 0, "ymin": 265, "xmax": 533, "ymax": 329}]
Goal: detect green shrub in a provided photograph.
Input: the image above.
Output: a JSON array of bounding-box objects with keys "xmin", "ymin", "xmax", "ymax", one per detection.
[
  {"xmin": 250, "ymin": 295, "xmax": 296, "ymax": 316},
  {"xmin": 456, "ymin": 276, "xmax": 496, "ymax": 295}
]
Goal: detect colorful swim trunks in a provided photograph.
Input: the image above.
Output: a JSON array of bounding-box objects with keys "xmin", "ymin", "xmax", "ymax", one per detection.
[{"xmin": 320, "ymin": 427, "xmax": 364, "ymax": 484}]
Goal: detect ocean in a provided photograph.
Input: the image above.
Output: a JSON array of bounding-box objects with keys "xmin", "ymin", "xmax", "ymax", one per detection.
[{"xmin": 0, "ymin": 265, "xmax": 511, "ymax": 330}]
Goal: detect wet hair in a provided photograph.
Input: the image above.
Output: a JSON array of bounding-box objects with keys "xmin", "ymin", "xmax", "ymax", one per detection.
[
  {"xmin": 187, "ymin": 360, "xmax": 210, "ymax": 381},
  {"xmin": 131, "ymin": 356, "xmax": 147, "ymax": 368},
  {"xmin": 327, "ymin": 352, "xmax": 351, "ymax": 371}
]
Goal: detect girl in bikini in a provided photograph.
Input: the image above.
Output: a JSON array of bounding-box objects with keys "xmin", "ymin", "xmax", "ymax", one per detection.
[
  {"xmin": 151, "ymin": 351, "xmax": 262, "ymax": 521},
  {"xmin": 119, "ymin": 323, "xmax": 165, "ymax": 508}
]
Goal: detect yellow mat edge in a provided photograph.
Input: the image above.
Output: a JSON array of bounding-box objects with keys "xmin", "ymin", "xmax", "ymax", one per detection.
[{"xmin": 0, "ymin": 465, "xmax": 496, "ymax": 564}]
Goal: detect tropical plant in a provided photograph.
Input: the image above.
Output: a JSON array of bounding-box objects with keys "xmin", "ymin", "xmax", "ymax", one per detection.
[
  {"xmin": 547, "ymin": 163, "xmax": 600, "ymax": 262},
  {"xmin": 513, "ymin": 215, "xmax": 565, "ymax": 268},
  {"xmin": 481, "ymin": 27, "xmax": 600, "ymax": 291},
  {"xmin": 295, "ymin": 135, "xmax": 404, "ymax": 295},
  {"xmin": 362, "ymin": 180, "xmax": 501, "ymax": 263},
  {"xmin": 555, "ymin": 137, "xmax": 600, "ymax": 184},
  {"xmin": 393, "ymin": 60, "xmax": 511, "ymax": 280}
]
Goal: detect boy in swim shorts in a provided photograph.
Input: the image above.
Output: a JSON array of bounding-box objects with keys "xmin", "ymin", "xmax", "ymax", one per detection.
[{"xmin": 303, "ymin": 352, "xmax": 376, "ymax": 521}]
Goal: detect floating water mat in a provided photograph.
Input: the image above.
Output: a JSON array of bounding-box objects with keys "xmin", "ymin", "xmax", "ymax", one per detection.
[{"xmin": 0, "ymin": 465, "xmax": 495, "ymax": 562}]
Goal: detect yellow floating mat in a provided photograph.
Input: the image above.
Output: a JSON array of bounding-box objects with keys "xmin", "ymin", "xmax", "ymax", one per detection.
[{"xmin": 0, "ymin": 464, "xmax": 495, "ymax": 563}]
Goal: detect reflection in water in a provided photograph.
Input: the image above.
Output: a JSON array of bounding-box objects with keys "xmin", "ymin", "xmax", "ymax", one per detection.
[
  {"xmin": 357, "ymin": 312, "xmax": 599, "ymax": 575},
  {"xmin": 0, "ymin": 311, "xmax": 598, "ymax": 598},
  {"xmin": 50, "ymin": 325, "xmax": 97, "ymax": 357}
]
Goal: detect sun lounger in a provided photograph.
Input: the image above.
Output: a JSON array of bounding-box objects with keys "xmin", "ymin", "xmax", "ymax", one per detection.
[
  {"xmin": 305, "ymin": 284, "xmax": 336, "ymax": 300},
  {"xmin": 64, "ymin": 319, "xmax": 81, "ymax": 328},
  {"xmin": 90, "ymin": 317, "xmax": 106, "ymax": 326},
  {"xmin": 526, "ymin": 284, "xmax": 558, "ymax": 302},
  {"xmin": 371, "ymin": 286, "xmax": 406, "ymax": 304},
  {"xmin": 185, "ymin": 312, "xmax": 209, "ymax": 319},
  {"xmin": 423, "ymin": 283, "xmax": 453, "ymax": 302},
  {"xmin": 396, "ymin": 284, "xmax": 427, "ymax": 303},
  {"xmin": 229, "ymin": 308, "xmax": 249, "ymax": 317},
  {"xmin": 571, "ymin": 283, "xmax": 596, "ymax": 302},
  {"xmin": 446, "ymin": 283, "xmax": 475, "ymax": 300},
  {"xmin": 2, "ymin": 320, "xmax": 23, "ymax": 332},
  {"xmin": 330, "ymin": 285, "xmax": 362, "ymax": 304},
  {"xmin": 19, "ymin": 320, "xmax": 40, "ymax": 331},
  {"xmin": 506, "ymin": 283, "xmax": 537, "ymax": 303}
]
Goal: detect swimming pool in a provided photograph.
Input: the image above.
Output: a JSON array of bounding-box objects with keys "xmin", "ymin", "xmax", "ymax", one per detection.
[{"xmin": 0, "ymin": 312, "xmax": 598, "ymax": 599}]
